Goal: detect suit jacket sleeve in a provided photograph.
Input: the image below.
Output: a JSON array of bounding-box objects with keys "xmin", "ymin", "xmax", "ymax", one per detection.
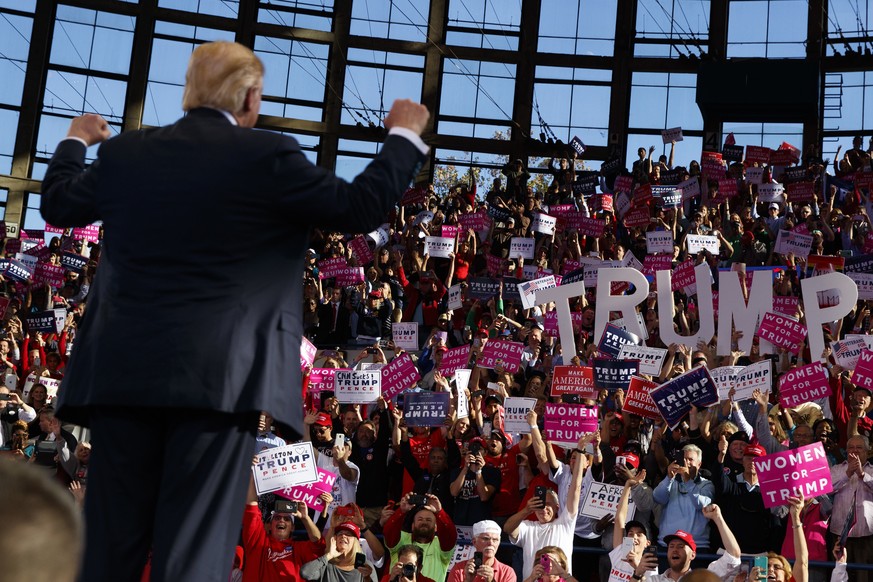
[{"xmin": 41, "ymin": 140, "xmax": 102, "ymax": 227}]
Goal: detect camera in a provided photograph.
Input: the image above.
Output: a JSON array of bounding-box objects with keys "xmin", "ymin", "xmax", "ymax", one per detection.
[
  {"xmin": 402, "ymin": 564, "xmax": 416, "ymax": 579},
  {"xmin": 468, "ymin": 442, "xmax": 482, "ymax": 456},
  {"xmin": 534, "ymin": 485, "xmax": 548, "ymax": 505}
]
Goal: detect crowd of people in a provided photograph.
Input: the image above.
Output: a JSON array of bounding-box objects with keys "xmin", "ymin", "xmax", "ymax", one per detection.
[{"xmin": 3, "ymin": 134, "xmax": 873, "ymax": 582}]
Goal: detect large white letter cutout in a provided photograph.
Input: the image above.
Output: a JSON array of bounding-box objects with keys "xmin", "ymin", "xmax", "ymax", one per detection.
[
  {"xmin": 802, "ymin": 272, "xmax": 859, "ymax": 362},
  {"xmin": 716, "ymin": 270, "xmax": 775, "ymax": 356},
  {"xmin": 656, "ymin": 264, "xmax": 715, "ymax": 348},
  {"xmin": 594, "ymin": 267, "xmax": 649, "ymax": 341}
]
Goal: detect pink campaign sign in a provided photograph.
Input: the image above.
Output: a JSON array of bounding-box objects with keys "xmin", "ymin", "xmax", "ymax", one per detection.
[
  {"xmin": 308, "ymin": 368, "xmax": 349, "ymax": 394},
  {"xmin": 778, "ymin": 363, "xmax": 830, "ymax": 409},
  {"xmin": 380, "ymin": 353, "xmax": 421, "ymax": 401},
  {"xmin": 851, "ymin": 349, "xmax": 873, "ymax": 390},
  {"xmin": 438, "ymin": 344, "xmax": 471, "ymax": 376},
  {"xmin": 754, "ymin": 442, "xmax": 832, "ymax": 508},
  {"xmin": 756, "ymin": 312, "xmax": 807, "ymax": 354},
  {"xmin": 544, "ymin": 403, "xmax": 599, "ymax": 445},
  {"xmin": 33, "ymin": 263, "xmax": 65, "ymax": 288},
  {"xmin": 72, "ymin": 224, "xmax": 100, "ymax": 242},
  {"xmin": 275, "ymin": 467, "xmax": 337, "ymax": 511},
  {"xmin": 477, "ymin": 340, "xmax": 524, "ymax": 373},
  {"xmin": 349, "ymin": 235, "xmax": 373, "ymax": 265},
  {"xmin": 335, "ymin": 267, "xmax": 365, "ymax": 286},
  {"xmin": 300, "ymin": 337, "xmax": 318, "ymax": 371},
  {"xmin": 772, "ymin": 296, "xmax": 799, "ymax": 316},
  {"xmin": 318, "ymin": 257, "xmax": 348, "ymax": 279}
]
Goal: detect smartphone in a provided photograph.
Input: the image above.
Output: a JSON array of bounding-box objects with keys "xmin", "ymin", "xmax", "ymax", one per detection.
[
  {"xmin": 473, "ymin": 551, "xmax": 483, "ymax": 568},
  {"xmin": 753, "ymin": 556, "xmax": 768, "ymax": 580},
  {"xmin": 534, "ymin": 485, "xmax": 548, "ymax": 504},
  {"xmin": 408, "ymin": 493, "xmax": 427, "ymax": 507},
  {"xmin": 0, "ymin": 393, "xmax": 9, "ymax": 401},
  {"xmin": 563, "ymin": 394, "xmax": 580, "ymax": 404},
  {"xmin": 643, "ymin": 546, "xmax": 658, "ymax": 559},
  {"xmin": 540, "ymin": 555, "xmax": 551, "ymax": 574},
  {"xmin": 367, "ymin": 347, "xmax": 378, "ymax": 354},
  {"xmin": 616, "ymin": 455, "xmax": 627, "ymax": 467},
  {"xmin": 354, "ymin": 553, "xmax": 367, "ymax": 568},
  {"xmin": 335, "ymin": 434, "xmax": 345, "ymax": 449}
]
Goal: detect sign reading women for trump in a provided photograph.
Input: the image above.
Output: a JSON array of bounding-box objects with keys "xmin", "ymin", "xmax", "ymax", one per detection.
[
  {"xmin": 253, "ymin": 442, "xmax": 318, "ymax": 495},
  {"xmin": 550, "ymin": 366, "xmax": 597, "ymax": 398},
  {"xmin": 756, "ymin": 312, "xmax": 808, "ymax": 354},
  {"xmin": 478, "ymin": 340, "xmax": 524, "ymax": 373},
  {"xmin": 308, "ymin": 368, "xmax": 348, "ymax": 393},
  {"xmin": 779, "ymin": 363, "xmax": 830, "ymax": 409},
  {"xmin": 380, "ymin": 354, "xmax": 421, "ymax": 401},
  {"xmin": 650, "ymin": 366, "xmax": 717, "ymax": 427},
  {"xmin": 754, "ymin": 443, "xmax": 832, "ymax": 508},
  {"xmin": 544, "ymin": 403, "xmax": 599, "ymax": 446},
  {"xmin": 300, "ymin": 337, "xmax": 318, "ymax": 370},
  {"xmin": 439, "ymin": 344, "xmax": 471, "ymax": 375},
  {"xmin": 334, "ymin": 370, "xmax": 381, "ymax": 403},
  {"xmin": 404, "ymin": 392, "xmax": 450, "ymax": 427},
  {"xmin": 276, "ymin": 467, "xmax": 337, "ymax": 511}
]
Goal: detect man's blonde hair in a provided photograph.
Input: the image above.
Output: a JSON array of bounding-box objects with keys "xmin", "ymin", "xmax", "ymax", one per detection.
[{"xmin": 182, "ymin": 41, "xmax": 264, "ymax": 113}]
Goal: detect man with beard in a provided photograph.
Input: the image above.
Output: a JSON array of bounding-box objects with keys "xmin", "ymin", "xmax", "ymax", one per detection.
[
  {"xmin": 398, "ymin": 421, "xmax": 454, "ymax": 515},
  {"xmin": 627, "ymin": 505, "xmax": 741, "ymax": 582},
  {"xmin": 447, "ymin": 520, "xmax": 516, "ymax": 582},
  {"xmin": 652, "ymin": 444, "xmax": 713, "ymax": 550},
  {"xmin": 383, "ymin": 492, "xmax": 457, "ymax": 582}
]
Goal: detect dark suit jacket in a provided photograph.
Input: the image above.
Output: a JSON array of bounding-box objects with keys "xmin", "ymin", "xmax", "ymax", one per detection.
[
  {"xmin": 315, "ymin": 299, "xmax": 351, "ymax": 347},
  {"xmin": 40, "ymin": 108, "xmax": 425, "ymax": 436}
]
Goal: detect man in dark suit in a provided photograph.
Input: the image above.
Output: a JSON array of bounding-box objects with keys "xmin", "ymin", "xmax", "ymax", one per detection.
[
  {"xmin": 316, "ymin": 286, "xmax": 352, "ymax": 346},
  {"xmin": 40, "ymin": 41, "xmax": 429, "ymax": 582}
]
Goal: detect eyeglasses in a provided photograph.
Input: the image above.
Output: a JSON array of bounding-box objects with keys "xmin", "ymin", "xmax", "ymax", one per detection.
[{"xmin": 272, "ymin": 514, "xmax": 294, "ymax": 521}]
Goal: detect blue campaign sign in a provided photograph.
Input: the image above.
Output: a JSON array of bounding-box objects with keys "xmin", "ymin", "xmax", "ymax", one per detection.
[
  {"xmin": 570, "ymin": 136, "xmax": 586, "ymax": 156},
  {"xmin": 649, "ymin": 366, "xmax": 718, "ymax": 428},
  {"xmin": 597, "ymin": 323, "xmax": 642, "ymax": 359},
  {"xmin": 467, "ymin": 277, "xmax": 501, "ymax": 300},
  {"xmin": 61, "ymin": 252, "xmax": 88, "ymax": 273},
  {"xmin": 404, "ymin": 392, "xmax": 450, "ymax": 427},
  {"xmin": 593, "ymin": 358, "xmax": 638, "ymax": 393}
]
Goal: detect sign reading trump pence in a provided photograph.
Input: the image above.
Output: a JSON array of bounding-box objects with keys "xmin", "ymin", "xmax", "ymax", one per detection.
[{"xmin": 253, "ymin": 442, "xmax": 318, "ymax": 495}]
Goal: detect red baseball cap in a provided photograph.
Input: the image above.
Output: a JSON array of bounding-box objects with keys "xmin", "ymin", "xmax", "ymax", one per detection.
[
  {"xmin": 743, "ymin": 444, "xmax": 767, "ymax": 457},
  {"xmin": 314, "ymin": 412, "xmax": 332, "ymax": 427},
  {"xmin": 664, "ymin": 530, "xmax": 697, "ymax": 552},
  {"xmin": 335, "ymin": 522, "xmax": 361, "ymax": 538},
  {"xmin": 622, "ymin": 452, "xmax": 640, "ymax": 469}
]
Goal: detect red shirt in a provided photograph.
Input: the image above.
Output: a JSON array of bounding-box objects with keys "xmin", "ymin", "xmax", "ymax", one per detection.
[
  {"xmin": 484, "ymin": 445, "xmax": 521, "ymax": 517},
  {"xmin": 241, "ymin": 505, "xmax": 324, "ymax": 582}
]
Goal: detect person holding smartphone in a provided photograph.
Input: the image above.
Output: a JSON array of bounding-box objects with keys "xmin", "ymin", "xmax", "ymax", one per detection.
[
  {"xmin": 302, "ymin": 522, "xmax": 377, "ymax": 582},
  {"xmin": 447, "ymin": 520, "xmax": 516, "ymax": 582}
]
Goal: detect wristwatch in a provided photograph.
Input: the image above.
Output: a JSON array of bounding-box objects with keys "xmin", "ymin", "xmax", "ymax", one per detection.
[{"xmin": 631, "ymin": 574, "xmax": 644, "ymax": 581}]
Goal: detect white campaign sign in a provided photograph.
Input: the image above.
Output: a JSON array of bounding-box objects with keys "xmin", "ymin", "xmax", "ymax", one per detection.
[
  {"xmin": 617, "ymin": 345, "xmax": 667, "ymax": 376},
  {"xmin": 661, "ymin": 127, "xmax": 683, "ymax": 144},
  {"xmin": 253, "ymin": 442, "xmax": 319, "ymax": 495},
  {"xmin": 518, "ymin": 275, "xmax": 557, "ymax": 309},
  {"xmin": 646, "ymin": 231, "xmax": 674, "ymax": 254},
  {"xmin": 448, "ymin": 284, "xmax": 463, "ymax": 310},
  {"xmin": 334, "ymin": 370, "xmax": 381, "ymax": 403},
  {"xmin": 509, "ymin": 237, "xmax": 535, "ymax": 260},
  {"xmin": 531, "ymin": 213, "xmax": 557, "ymax": 235},
  {"xmin": 686, "ymin": 234, "xmax": 719, "ymax": 254},
  {"xmin": 775, "ymin": 230, "xmax": 813, "ymax": 258},
  {"xmin": 503, "ymin": 397, "xmax": 537, "ymax": 434},
  {"xmin": 424, "ymin": 236, "xmax": 455, "ymax": 259},
  {"xmin": 392, "ymin": 322, "xmax": 419, "ymax": 350},
  {"xmin": 580, "ymin": 481, "xmax": 636, "ymax": 520}
]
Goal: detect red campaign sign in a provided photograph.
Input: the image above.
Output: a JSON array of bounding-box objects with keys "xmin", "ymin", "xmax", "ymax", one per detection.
[
  {"xmin": 349, "ymin": 235, "xmax": 373, "ymax": 265},
  {"xmin": 544, "ymin": 403, "xmax": 599, "ymax": 444},
  {"xmin": 769, "ymin": 149, "xmax": 796, "ymax": 167},
  {"xmin": 318, "ymin": 257, "xmax": 348, "ymax": 279},
  {"xmin": 438, "ymin": 344, "xmax": 471, "ymax": 376},
  {"xmin": 486, "ymin": 254, "xmax": 506, "ymax": 276},
  {"xmin": 623, "ymin": 206, "xmax": 651, "ymax": 228},
  {"xmin": 851, "ymin": 349, "xmax": 873, "ymax": 390},
  {"xmin": 380, "ymin": 353, "xmax": 421, "ymax": 401},
  {"xmin": 855, "ymin": 172, "xmax": 873, "ymax": 190},
  {"xmin": 33, "ymin": 262, "xmax": 65, "ymax": 288},
  {"xmin": 577, "ymin": 217, "xmax": 606, "ymax": 237},
  {"xmin": 550, "ymin": 366, "xmax": 597, "ymax": 398},
  {"xmin": 477, "ymin": 340, "xmax": 524, "ymax": 373},
  {"xmin": 642, "ymin": 254, "xmax": 672, "ymax": 277},
  {"xmin": 787, "ymin": 181, "xmax": 815, "ymax": 203},
  {"xmin": 745, "ymin": 145, "xmax": 772, "ymax": 165},
  {"xmin": 701, "ymin": 152, "xmax": 725, "ymax": 180},
  {"xmin": 670, "ymin": 259, "xmax": 696, "ymax": 291},
  {"xmin": 592, "ymin": 194, "xmax": 613, "ymax": 213},
  {"xmin": 400, "ymin": 187, "xmax": 427, "ymax": 206},
  {"xmin": 308, "ymin": 368, "xmax": 350, "ymax": 393},
  {"xmin": 622, "ymin": 376, "xmax": 661, "ymax": 420},
  {"xmin": 779, "ymin": 363, "xmax": 830, "ymax": 409},
  {"xmin": 772, "ymin": 296, "xmax": 799, "ymax": 316},
  {"xmin": 633, "ymin": 184, "xmax": 652, "ymax": 205},
  {"xmin": 614, "ymin": 176, "xmax": 633, "ymax": 193},
  {"xmin": 756, "ymin": 311, "xmax": 807, "ymax": 354},
  {"xmin": 779, "ymin": 142, "xmax": 801, "ymax": 161},
  {"xmin": 544, "ymin": 311, "xmax": 582, "ymax": 338}
]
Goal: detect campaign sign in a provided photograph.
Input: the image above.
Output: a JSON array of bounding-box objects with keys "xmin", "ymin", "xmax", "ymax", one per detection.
[
  {"xmin": 686, "ymin": 235, "xmax": 719, "ymax": 255},
  {"xmin": 25, "ymin": 308, "xmax": 66, "ymax": 334},
  {"xmin": 614, "ymin": 176, "xmax": 633, "ymax": 194},
  {"xmin": 623, "ymin": 205, "xmax": 651, "ymax": 228},
  {"xmin": 448, "ymin": 284, "xmax": 463, "ymax": 310},
  {"xmin": 544, "ymin": 403, "xmax": 599, "ymax": 445},
  {"xmin": 646, "ymin": 230, "xmax": 673, "ymax": 255},
  {"xmin": 380, "ymin": 354, "xmax": 421, "ymax": 401},
  {"xmin": 439, "ymin": 344, "xmax": 471, "ymax": 376},
  {"xmin": 574, "ymin": 173, "xmax": 599, "ymax": 195},
  {"xmin": 655, "ymin": 189, "xmax": 682, "ymax": 209},
  {"xmin": 788, "ymin": 181, "xmax": 815, "ymax": 203},
  {"xmin": 4, "ymin": 259, "xmax": 32, "ymax": 283},
  {"xmin": 550, "ymin": 366, "xmax": 597, "ymax": 398},
  {"xmin": 487, "ymin": 206, "xmax": 512, "ymax": 223},
  {"xmin": 779, "ymin": 363, "xmax": 830, "ymax": 409},
  {"xmin": 745, "ymin": 145, "xmax": 772, "ymax": 165},
  {"xmin": 404, "ymin": 392, "xmax": 450, "ymax": 427},
  {"xmin": 570, "ymin": 136, "xmax": 586, "ymax": 156},
  {"xmin": 757, "ymin": 183, "xmax": 785, "ymax": 203},
  {"xmin": 335, "ymin": 267, "xmax": 365, "ymax": 286},
  {"xmin": 72, "ymin": 224, "xmax": 100, "ymax": 243},
  {"xmin": 503, "ymin": 397, "xmax": 537, "ymax": 434},
  {"xmin": 455, "ymin": 371, "xmax": 471, "ymax": 419},
  {"xmin": 722, "ymin": 144, "xmax": 744, "ymax": 163},
  {"xmin": 594, "ymin": 359, "xmax": 637, "ymax": 393},
  {"xmin": 661, "ymin": 127, "xmax": 683, "ymax": 144},
  {"xmin": 517, "ymin": 275, "xmax": 557, "ymax": 310},
  {"xmin": 650, "ymin": 366, "xmax": 717, "ymax": 427},
  {"xmin": 424, "ymin": 236, "xmax": 455, "ymax": 259},
  {"xmin": 349, "ymin": 235, "xmax": 373, "ymax": 265},
  {"xmin": 733, "ymin": 360, "xmax": 772, "ymax": 402},
  {"xmin": 848, "ymin": 272, "xmax": 873, "ymax": 300},
  {"xmin": 14, "ymin": 253, "xmax": 36, "ymax": 272},
  {"xmin": 413, "ymin": 210, "xmax": 434, "ymax": 226},
  {"xmin": 458, "ymin": 211, "xmax": 490, "ymax": 232},
  {"xmin": 591, "ymin": 194, "xmax": 613, "ymax": 213},
  {"xmin": 832, "ymin": 336, "xmax": 868, "ymax": 369},
  {"xmin": 844, "ymin": 254, "xmax": 873, "ymax": 274},
  {"xmin": 392, "ymin": 322, "xmax": 419, "ymax": 351},
  {"xmin": 851, "ymin": 349, "xmax": 873, "ymax": 390},
  {"xmin": 60, "ymin": 252, "xmax": 88, "ymax": 273},
  {"xmin": 544, "ymin": 311, "xmax": 583, "ymax": 338},
  {"xmin": 756, "ymin": 312, "xmax": 808, "ymax": 354},
  {"xmin": 33, "ymin": 262, "xmax": 65, "ymax": 288},
  {"xmin": 441, "ymin": 225, "xmax": 460, "ymax": 239},
  {"xmin": 622, "ymin": 376, "xmax": 661, "ymax": 420},
  {"xmin": 318, "ymin": 257, "xmax": 348, "ymax": 279},
  {"xmin": 308, "ymin": 368, "xmax": 347, "ymax": 394},
  {"xmin": 502, "ymin": 276, "xmax": 523, "ymax": 302},
  {"xmin": 609, "ymin": 312, "xmax": 648, "ymax": 341},
  {"xmin": 276, "ymin": 467, "xmax": 337, "ymax": 511},
  {"xmin": 745, "ymin": 167, "xmax": 765, "ymax": 185},
  {"xmin": 486, "ymin": 254, "xmax": 506, "ymax": 277},
  {"xmin": 581, "ymin": 481, "xmax": 637, "ymax": 521},
  {"xmin": 576, "ymin": 217, "xmax": 606, "ymax": 238},
  {"xmin": 772, "ymin": 296, "xmax": 799, "ymax": 316},
  {"xmin": 678, "ymin": 177, "xmax": 700, "ymax": 200},
  {"xmin": 670, "ymin": 259, "xmax": 697, "ymax": 293},
  {"xmin": 782, "ymin": 166, "xmax": 808, "ymax": 184},
  {"xmin": 531, "ymin": 213, "xmax": 557, "ymax": 235},
  {"xmin": 617, "ymin": 345, "xmax": 666, "ymax": 376},
  {"xmin": 754, "ymin": 442, "xmax": 832, "ymax": 508},
  {"xmin": 44, "ymin": 223, "xmax": 65, "ymax": 235},
  {"xmin": 253, "ymin": 442, "xmax": 319, "ymax": 495},
  {"xmin": 478, "ymin": 340, "xmax": 524, "ymax": 373},
  {"xmin": 709, "ymin": 366, "xmax": 742, "ymax": 402},
  {"xmin": 642, "ymin": 254, "xmax": 672, "ymax": 277},
  {"xmin": 467, "ymin": 277, "xmax": 501, "ymax": 300},
  {"xmin": 22, "ymin": 375, "xmax": 61, "ymax": 404},
  {"xmin": 400, "ymin": 186, "xmax": 427, "ymax": 206},
  {"xmin": 598, "ymin": 323, "xmax": 642, "ymax": 359},
  {"xmin": 509, "ymin": 237, "xmax": 535, "ymax": 260},
  {"xmin": 334, "ymin": 370, "xmax": 381, "ymax": 403},
  {"xmin": 300, "ymin": 337, "xmax": 318, "ymax": 371}
]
